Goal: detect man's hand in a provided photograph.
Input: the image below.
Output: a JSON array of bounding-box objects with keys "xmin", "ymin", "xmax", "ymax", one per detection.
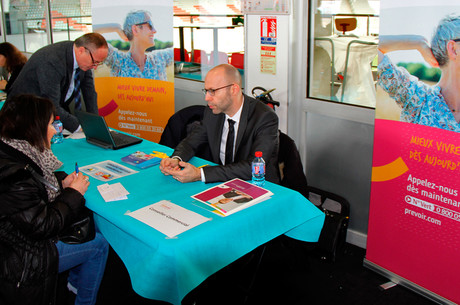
[
  {"xmin": 169, "ymin": 161, "xmax": 201, "ymax": 183},
  {"xmin": 159, "ymin": 158, "xmax": 181, "ymax": 175},
  {"xmin": 0, "ymin": 80, "xmax": 7, "ymax": 90}
]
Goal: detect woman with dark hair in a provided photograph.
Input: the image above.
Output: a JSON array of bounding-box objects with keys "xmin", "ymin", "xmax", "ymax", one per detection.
[
  {"xmin": 0, "ymin": 94, "xmax": 109, "ymax": 305},
  {"xmin": 0, "ymin": 42, "xmax": 27, "ymax": 93}
]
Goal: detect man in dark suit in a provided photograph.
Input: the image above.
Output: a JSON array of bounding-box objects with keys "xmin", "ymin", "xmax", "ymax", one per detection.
[
  {"xmin": 160, "ymin": 64, "xmax": 279, "ymax": 184},
  {"xmin": 6, "ymin": 33, "xmax": 108, "ymax": 132}
]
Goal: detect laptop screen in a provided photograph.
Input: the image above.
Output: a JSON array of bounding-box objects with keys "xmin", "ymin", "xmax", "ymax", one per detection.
[{"xmin": 75, "ymin": 111, "xmax": 142, "ymax": 149}]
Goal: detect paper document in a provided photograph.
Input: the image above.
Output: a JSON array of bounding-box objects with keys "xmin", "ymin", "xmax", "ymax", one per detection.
[
  {"xmin": 80, "ymin": 160, "xmax": 138, "ymax": 181},
  {"xmin": 67, "ymin": 130, "xmax": 85, "ymax": 139},
  {"xmin": 127, "ymin": 200, "xmax": 210, "ymax": 238},
  {"xmin": 97, "ymin": 182, "xmax": 129, "ymax": 202}
]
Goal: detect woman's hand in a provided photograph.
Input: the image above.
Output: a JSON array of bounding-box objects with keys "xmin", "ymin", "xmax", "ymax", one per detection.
[
  {"xmin": 62, "ymin": 172, "xmax": 76, "ymax": 189},
  {"xmin": 67, "ymin": 173, "xmax": 90, "ymax": 195}
]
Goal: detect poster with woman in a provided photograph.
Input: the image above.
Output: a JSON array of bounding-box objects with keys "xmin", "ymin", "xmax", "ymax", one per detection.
[
  {"xmin": 92, "ymin": 0, "xmax": 174, "ymax": 142},
  {"xmin": 367, "ymin": 1, "xmax": 460, "ymax": 303}
]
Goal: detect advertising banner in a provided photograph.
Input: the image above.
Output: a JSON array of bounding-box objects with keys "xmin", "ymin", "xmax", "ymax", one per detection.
[
  {"xmin": 367, "ymin": 120, "xmax": 459, "ymax": 303},
  {"xmin": 366, "ymin": 1, "xmax": 460, "ymax": 303},
  {"xmin": 92, "ymin": 0, "xmax": 174, "ymax": 143}
]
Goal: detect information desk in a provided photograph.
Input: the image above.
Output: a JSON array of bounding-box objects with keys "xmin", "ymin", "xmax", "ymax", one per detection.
[{"xmin": 52, "ymin": 138, "xmax": 325, "ymax": 305}]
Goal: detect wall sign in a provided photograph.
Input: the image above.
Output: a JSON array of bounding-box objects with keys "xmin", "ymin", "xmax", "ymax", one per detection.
[{"xmin": 260, "ymin": 16, "xmax": 277, "ymax": 75}]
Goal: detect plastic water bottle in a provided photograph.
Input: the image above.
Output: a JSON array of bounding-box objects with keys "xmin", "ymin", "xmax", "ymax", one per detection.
[
  {"xmin": 51, "ymin": 116, "xmax": 64, "ymax": 144},
  {"xmin": 252, "ymin": 151, "xmax": 265, "ymax": 187}
]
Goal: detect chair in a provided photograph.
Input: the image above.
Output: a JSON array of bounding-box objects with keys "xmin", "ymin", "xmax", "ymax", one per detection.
[
  {"xmin": 278, "ymin": 131, "xmax": 309, "ymax": 198},
  {"xmin": 334, "ymin": 17, "xmax": 357, "ymax": 36},
  {"xmin": 192, "ymin": 49, "xmax": 209, "ymax": 65},
  {"xmin": 230, "ymin": 52, "xmax": 244, "ymax": 69},
  {"xmin": 174, "ymin": 48, "xmax": 190, "ymax": 62},
  {"xmin": 277, "ymin": 131, "xmax": 350, "ymax": 262},
  {"xmin": 209, "ymin": 51, "xmax": 229, "ymax": 66},
  {"xmin": 305, "ymin": 186, "xmax": 350, "ymax": 262},
  {"xmin": 159, "ymin": 105, "xmax": 212, "ymax": 161}
]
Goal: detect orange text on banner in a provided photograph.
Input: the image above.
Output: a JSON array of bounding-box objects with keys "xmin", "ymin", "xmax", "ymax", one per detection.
[{"xmin": 95, "ymin": 77, "xmax": 174, "ymax": 143}]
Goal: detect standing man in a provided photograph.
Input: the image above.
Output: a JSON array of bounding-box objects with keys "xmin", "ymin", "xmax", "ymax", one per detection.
[
  {"xmin": 160, "ymin": 64, "xmax": 279, "ymax": 183},
  {"xmin": 6, "ymin": 33, "xmax": 108, "ymax": 132}
]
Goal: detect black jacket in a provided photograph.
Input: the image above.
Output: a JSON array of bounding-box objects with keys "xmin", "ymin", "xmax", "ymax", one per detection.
[
  {"xmin": 173, "ymin": 94, "xmax": 280, "ymax": 183},
  {"xmin": 0, "ymin": 140, "xmax": 85, "ymax": 305}
]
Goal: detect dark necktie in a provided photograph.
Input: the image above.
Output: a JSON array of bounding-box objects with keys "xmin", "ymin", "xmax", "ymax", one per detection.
[
  {"xmin": 225, "ymin": 119, "xmax": 235, "ymax": 165},
  {"xmin": 74, "ymin": 68, "xmax": 81, "ymax": 110}
]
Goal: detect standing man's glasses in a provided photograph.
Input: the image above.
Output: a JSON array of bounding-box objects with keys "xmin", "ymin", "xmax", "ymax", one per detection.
[
  {"xmin": 84, "ymin": 47, "xmax": 103, "ymax": 67},
  {"xmin": 202, "ymin": 84, "xmax": 234, "ymax": 96}
]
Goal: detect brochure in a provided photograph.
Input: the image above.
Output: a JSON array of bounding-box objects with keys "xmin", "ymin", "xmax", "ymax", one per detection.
[
  {"xmin": 121, "ymin": 151, "xmax": 166, "ymax": 169},
  {"xmin": 79, "ymin": 160, "xmax": 138, "ymax": 181},
  {"xmin": 191, "ymin": 178, "xmax": 273, "ymax": 216}
]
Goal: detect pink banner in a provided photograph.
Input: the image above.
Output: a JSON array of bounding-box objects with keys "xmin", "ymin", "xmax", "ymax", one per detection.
[{"xmin": 367, "ymin": 119, "xmax": 460, "ymax": 303}]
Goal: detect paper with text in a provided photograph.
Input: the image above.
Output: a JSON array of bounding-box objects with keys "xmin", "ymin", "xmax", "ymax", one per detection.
[
  {"xmin": 127, "ymin": 200, "xmax": 210, "ymax": 238},
  {"xmin": 97, "ymin": 182, "xmax": 129, "ymax": 202}
]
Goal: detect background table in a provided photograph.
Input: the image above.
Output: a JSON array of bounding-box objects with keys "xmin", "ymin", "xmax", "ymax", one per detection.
[{"xmin": 53, "ymin": 137, "xmax": 325, "ymax": 305}]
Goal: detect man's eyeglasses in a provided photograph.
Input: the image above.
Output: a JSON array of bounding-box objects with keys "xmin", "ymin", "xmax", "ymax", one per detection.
[
  {"xmin": 135, "ymin": 20, "xmax": 155, "ymax": 31},
  {"xmin": 202, "ymin": 84, "xmax": 234, "ymax": 96},
  {"xmin": 84, "ymin": 47, "xmax": 103, "ymax": 67}
]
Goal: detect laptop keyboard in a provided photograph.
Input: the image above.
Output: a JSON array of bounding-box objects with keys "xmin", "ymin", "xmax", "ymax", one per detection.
[{"xmin": 110, "ymin": 131, "xmax": 137, "ymax": 145}]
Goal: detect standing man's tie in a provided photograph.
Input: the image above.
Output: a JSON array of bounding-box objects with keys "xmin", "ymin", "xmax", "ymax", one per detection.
[
  {"xmin": 225, "ymin": 119, "xmax": 235, "ymax": 165},
  {"xmin": 74, "ymin": 68, "xmax": 81, "ymax": 110}
]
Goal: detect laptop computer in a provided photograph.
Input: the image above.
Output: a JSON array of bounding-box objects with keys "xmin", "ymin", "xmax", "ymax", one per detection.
[{"xmin": 75, "ymin": 110, "xmax": 142, "ymax": 150}]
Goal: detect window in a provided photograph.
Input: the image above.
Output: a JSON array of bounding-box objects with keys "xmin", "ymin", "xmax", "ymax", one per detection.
[
  {"xmin": 309, "ymin": 0, "xmax": 380, "ymax": 108},
  {"xmin": 1, "ymin": 0, "xmax": 91, "ymax": 53},
  {"xmin": 173, "ymin": 0, "xmax": 244, "ymax": 81}
]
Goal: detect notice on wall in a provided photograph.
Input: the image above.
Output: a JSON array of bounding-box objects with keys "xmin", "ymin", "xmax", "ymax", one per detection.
[
  {"xmin": 260, "ymin": 46, "xmax": 276, "ymax": 75},
  {"xmin": 260, "ymin": 16, "xmax": 277, "ymax": 75}
]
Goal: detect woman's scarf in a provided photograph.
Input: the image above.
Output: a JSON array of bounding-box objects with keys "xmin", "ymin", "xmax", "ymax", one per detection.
[{"xmin": 2, "ymin": 137, "xmax": 62, "ymax": 201}]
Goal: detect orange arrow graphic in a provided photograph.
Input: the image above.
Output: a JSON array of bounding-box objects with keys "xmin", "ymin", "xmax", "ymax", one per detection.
[{"xmin": 371, "ymin": 157, "xmax": 409, "ymax": 182}]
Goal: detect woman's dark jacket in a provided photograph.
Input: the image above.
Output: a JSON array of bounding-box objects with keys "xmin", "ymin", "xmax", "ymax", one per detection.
[{"xmin": 0, "ymin": 140, "xmax": 85, "ymax": 305}]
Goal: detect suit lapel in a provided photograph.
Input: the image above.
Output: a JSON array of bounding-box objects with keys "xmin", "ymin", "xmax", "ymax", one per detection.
[
  {"xmin": 235, "ymin": 94, "xmax": 250, "ymax": 152},
  {"xmin": 209, "ymin": 112, "xmax": 225, "ymax": 164},
  {"xmin": 64, "ymin": 42, "xmax": 75, "ymax": 96}
]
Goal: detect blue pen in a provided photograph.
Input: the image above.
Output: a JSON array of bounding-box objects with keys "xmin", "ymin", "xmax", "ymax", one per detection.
[{"xmin": 75, "ymin": 162, "xmax": 79, "ymax": 176}]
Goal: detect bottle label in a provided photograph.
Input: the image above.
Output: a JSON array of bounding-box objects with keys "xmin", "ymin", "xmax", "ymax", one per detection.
[{"xmin": 253, "ymin": 164, "xmax": 265, "ymax": 175}]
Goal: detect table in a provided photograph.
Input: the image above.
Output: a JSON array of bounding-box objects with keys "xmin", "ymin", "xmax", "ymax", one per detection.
[
  {"xmin": 52, "ymin": 138, "xmax": 325, "ymax": 305},
  {"xmin": 315, "ymin": 35, "xmax": 378, "ymax": 107},
  {"xmin": 174, "ymin": 61, "xmax": 244, "ymax": 83}
]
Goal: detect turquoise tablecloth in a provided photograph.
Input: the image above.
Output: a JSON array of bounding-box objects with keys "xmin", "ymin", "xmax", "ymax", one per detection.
[{"xmin": 52, "ymin": 137, "xmax": 324, "ymax": 305}]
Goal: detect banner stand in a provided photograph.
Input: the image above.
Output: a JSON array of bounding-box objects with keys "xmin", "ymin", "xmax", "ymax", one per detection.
[{"xmin": 363, "ymin": 259, "xmax": 456, "ymax": 305}]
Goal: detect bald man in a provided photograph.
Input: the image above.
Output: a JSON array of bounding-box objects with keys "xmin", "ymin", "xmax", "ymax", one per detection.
[{"xmin": 160, "ymin": 64, "xmax": 279, "ymax": 184}]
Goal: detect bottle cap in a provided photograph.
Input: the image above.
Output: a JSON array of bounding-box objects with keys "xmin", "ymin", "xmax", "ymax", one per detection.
[
  {"xmin": 255, "ymin": 151, "xmax": 262, "ymax": 157},
  {"xmin": 55, "ymin": 116, "xmax": 60, "ymax": 120}
]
